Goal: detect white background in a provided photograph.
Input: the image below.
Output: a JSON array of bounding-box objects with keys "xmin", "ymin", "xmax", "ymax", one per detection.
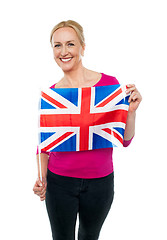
[{"xmin": 0, "ymin": 0, "xmax": 167, "ymax": 239}]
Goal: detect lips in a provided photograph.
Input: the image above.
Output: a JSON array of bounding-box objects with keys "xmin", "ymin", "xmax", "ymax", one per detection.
[{"xmin": 60, "ymin": 57, "xmax": 73, "ymax": 62}]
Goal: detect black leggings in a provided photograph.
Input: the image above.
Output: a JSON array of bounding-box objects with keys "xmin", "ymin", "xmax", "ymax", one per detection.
[{"xmin": 45, "ymin": 170, "xmax": 114, "ymax": 240}]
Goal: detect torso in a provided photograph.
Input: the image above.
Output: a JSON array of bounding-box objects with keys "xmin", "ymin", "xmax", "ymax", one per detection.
[
  {"xmin": 48, "ymin": 72, "xmax": 121, "ymax": 178},
  {"xmin": 54, "ymin": 70, "xmax": 102, "ymax": 88}
]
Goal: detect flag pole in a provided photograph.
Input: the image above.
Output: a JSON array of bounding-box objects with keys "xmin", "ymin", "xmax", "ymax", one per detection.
[
  {"xmin": 38, "ymin": 146, "xmax": 42, "ymax": 182},
  {"xmin": 38, "ymin": 88, "xmax": 43, "ymax": 183}
]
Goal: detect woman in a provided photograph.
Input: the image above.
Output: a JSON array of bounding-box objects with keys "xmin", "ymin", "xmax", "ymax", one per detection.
[{"xmin": 33, "ymin": 20, "xmax": 142, "ymax": 240}]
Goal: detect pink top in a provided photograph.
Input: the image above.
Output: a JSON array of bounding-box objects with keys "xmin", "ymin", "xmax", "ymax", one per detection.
[{"xmin": 38, "ymin": 73, "xmax": 133, "ymax": 178}]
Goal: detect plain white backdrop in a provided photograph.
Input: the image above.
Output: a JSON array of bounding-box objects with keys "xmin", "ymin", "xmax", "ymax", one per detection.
[{"xmin": 0, "ymin": 0, "xmax": 167, "ymax": 239}]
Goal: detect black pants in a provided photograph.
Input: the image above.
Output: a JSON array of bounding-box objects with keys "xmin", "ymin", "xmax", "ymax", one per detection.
[{"xmin": 45, "ymin": 170, "xmax": 114, "ymax": 240}]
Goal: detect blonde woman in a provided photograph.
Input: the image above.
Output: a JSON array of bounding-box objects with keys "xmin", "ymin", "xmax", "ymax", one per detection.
[{"xmin": 33, "ymin": 20, "xmax": 142, "ymax": 240}]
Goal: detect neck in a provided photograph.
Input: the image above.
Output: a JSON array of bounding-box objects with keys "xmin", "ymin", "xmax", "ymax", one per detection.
[{"xmin": 62, "ymin": 63, "xmax": 88, "ymax": 87}]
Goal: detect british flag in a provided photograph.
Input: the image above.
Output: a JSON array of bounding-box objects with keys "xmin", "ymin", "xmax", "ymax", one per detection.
[{"xmin": 39, "ymin": 84, "xmax": 130, "ymax": 152}]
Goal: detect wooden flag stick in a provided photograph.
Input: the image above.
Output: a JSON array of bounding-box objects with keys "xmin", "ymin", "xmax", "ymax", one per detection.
[
  {"xmin": 38, "ymin": 89, "xmax": 43, "ymax": 182},
  {"xmin": 38, "ymin": 147, "xmax": 43, "ymax": 182}
]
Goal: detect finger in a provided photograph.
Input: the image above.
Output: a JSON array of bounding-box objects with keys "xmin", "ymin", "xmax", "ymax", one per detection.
[
  {"xmin": 128, "ymin": 92, "xmax": 138, "ymax": 102},
  {"xmin": 33, "ymin": 179, "xmax": 43, "ymax": 191},
  {"xmin": 126, "ymin": 84, "xmax": 135, "ymax": 88},
  {"xmin": 34, "ymin": 190, "xmax": 41, "ymax": 197},
  {"xmin": 37, "ymin": 179, "xmax": 43, "ymax": 187},
  {"xmin": 34, "ymin": 188, "xmax": 45, "ymax": 198},
  {"xmin": 126, "ymin": 87, "xmax": 137, "ymax": 94},
  {"xmin": 40, "ymin": 189, "xmax": 46, "ymax": 199},
  {"xmin": 40, "ymin": 195, "xmax": 46, "ymax": 201},
  {"xmin": 33, "ymin": 186, "xmax": 45, "ymax": 196},
  {"xmin": 33, "ymin": 185, "xmax": 43, "ymax": 192},
  {"xmin": 40, "ymin": 187, "xmax": 47, "ymax": 196},
  {"xmin": 126, "ymin": 83, "xmax": 136, "ymax": 90},
  {"xmin": 40, "ymin": 190, "xmax": 46, "ymax": 199},
  {"xmin": 33, "ymin": 181, "xmax": 39, "ymax": 190},
  {"xmin": 36, "ymin": 192, "xmax": 41, "ymax": 197}
]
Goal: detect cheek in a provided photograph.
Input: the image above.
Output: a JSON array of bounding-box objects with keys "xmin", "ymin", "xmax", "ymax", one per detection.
[
  {"xmin": 53, "ymin": 49, "xmax": 60, "ymax": 58},
  {"xmin": 73, "ymin": 49, "xmax": 83, "ymax": 61},
  {"xmin": 53, "ymin": 53, "xmax": 61, "ymax": 66},
  {"xmin": 70, "ymin": 46, "xmax": 81, "ymax": 56}
]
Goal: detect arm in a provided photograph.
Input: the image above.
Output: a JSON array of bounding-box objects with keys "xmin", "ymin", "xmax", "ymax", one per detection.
[
  {"xmin": 36, "ymin": 153, "xmax": 49, "ymax": 181},
  {"xmin": 124, "ymin": 111, "xmax": 136, "ymax": 141},
  {"xmin": 124, "ymin": 84, "xmax": 142, "ymax": 141}
]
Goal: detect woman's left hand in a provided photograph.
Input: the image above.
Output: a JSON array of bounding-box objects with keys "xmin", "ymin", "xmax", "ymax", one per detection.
[{"xmin": 126, "ymin": 84, "xmax": 142, "ymax": 112}]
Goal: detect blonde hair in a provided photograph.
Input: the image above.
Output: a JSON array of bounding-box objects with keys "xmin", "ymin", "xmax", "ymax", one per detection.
[{"xmin": 50, "ymin": 20, "xmax": 85, "ymax": 47}]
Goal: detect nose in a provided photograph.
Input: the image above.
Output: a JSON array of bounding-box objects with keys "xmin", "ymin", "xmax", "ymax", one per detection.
[{"xmin": 60, "ymin": 45, "xmax": 68, "ymax": 57}]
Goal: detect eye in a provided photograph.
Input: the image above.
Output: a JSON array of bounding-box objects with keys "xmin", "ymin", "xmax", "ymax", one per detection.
[
  {"xmin": 68, "ymin": 43, "xmax": 75, "ymax": 47},
  {"xmin": 54, "ymin": 44, "xmax": 61, "ymax": 48}
]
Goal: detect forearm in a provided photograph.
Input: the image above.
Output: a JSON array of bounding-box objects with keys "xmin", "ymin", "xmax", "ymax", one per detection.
[
  {"xmin": 36, "ymin": 153, "xmax": 49, "ymax": 180},
  {"xmin": 124, "ymin": 111, "xmax": 136, "ymax": 141}
]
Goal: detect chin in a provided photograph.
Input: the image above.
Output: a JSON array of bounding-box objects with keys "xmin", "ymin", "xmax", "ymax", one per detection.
[
  {"xmin": 60, "ymin": 64, "xmax": 79, "ymax": 73},
  {"xmin": 60, "ymin": 65, "xmax": 74, "ymax": 72},
  {"xmin": 56, "ymin": 58, "xmax": 82, "ymax": 73}
]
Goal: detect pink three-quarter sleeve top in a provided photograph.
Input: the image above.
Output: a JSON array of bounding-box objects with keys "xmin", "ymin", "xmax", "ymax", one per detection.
[{"xmin": 37, "ymin": 73, "xmax": 133, "ymax": 178}]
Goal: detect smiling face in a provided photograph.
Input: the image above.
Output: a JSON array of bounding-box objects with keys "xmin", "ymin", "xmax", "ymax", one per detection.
[{"xmin": 51, "ymin": 27, "xmax": 85, "ymax": 73}]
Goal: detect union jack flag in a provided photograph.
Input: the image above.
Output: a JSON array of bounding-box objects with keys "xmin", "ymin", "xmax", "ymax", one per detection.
[{"xmin": 39, "ymin": 84, "xmax": 130, "ymax": 152}]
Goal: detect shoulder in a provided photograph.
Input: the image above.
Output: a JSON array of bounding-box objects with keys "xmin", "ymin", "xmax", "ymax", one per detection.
[
  {"xmin": 101, "ymin": 73, "xmax": 119, "ymax": 85},
  {"xmin": 95, "ymin": 73, "xmax": 120, "ymax": 86},
  {"xmin": 50, "ymin": 79, "xmax": 65, "ymax": 88},
  {"xmin": 50, "ymin": 83, "xmax": 56, "ymax": 88}
]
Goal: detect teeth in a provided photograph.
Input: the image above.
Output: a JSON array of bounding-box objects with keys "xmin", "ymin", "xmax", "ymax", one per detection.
[{"xmin": 61, "ymin": 58, "xmax": 72, "ymax": 62}]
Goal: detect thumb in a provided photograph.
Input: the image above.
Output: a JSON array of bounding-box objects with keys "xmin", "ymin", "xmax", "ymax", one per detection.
[{"xmin": 37, "ymin": 178, "xmax": 43, "ymax": 187}]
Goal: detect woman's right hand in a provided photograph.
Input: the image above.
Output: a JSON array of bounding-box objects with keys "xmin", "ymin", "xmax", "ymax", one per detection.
[{"xmin": 33, "ymin": 178, "xmax": 47, "ymax": 201}]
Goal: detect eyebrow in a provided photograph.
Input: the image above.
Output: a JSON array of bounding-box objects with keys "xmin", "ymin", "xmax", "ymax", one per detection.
[{"xmin": 53, "ymin": 40, "xmax": 75, "ymax": 44}]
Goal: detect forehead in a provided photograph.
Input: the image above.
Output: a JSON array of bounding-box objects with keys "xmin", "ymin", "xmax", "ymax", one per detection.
[{"xmin": 52, "ymin": 27, "xmax": 79, "ymax": 43}]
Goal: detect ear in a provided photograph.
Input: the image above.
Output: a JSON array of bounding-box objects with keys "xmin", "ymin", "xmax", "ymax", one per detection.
[{"xmin": 81, "ymin": 44, "xmax": 85, "ymax": 56}]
